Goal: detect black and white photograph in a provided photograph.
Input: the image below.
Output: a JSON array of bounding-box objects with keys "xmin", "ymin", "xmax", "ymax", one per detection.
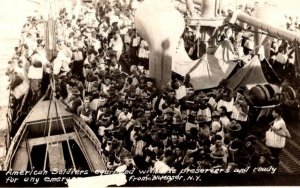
[{"xmin": 0, "ymin": 0, "xmax": 300, "ymax": 187}]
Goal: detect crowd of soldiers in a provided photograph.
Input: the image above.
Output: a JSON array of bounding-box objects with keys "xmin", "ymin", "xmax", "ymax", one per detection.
[{"xmin": 5, "ymin": 0, "xmax": 298, "ymax": 173}]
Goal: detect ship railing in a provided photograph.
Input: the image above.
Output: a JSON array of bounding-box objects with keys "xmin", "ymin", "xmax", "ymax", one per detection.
[
  {"xmin": 5, "ymin": 86, "xmax": 14, "ymax": 151},
  {"xmin": 73, "ymin": 116, "xmax": 108, "ymax": 170},
  {"xmin": 4, "ymin": 124, "xmax": 28, "ymax": 170},
  {"xmin": 4, "ymin": 94, "xmax": 46, "ymax": 170},
  {"xmin": 73, "ymin": 126, "xmax": 95, "ymax": 171},
  {"xmin": 5, "ymin": 107, "xmax": 12, "ymax": 151}
]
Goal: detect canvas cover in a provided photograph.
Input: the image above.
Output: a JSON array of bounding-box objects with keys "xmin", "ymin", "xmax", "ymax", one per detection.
[
  {"xmin": 228, "ymin": 55, "xmax": 268, "ymax": 90},
  {"xmin": 172, "ymin": 39, "xmax": 238, "ymax": 90}
]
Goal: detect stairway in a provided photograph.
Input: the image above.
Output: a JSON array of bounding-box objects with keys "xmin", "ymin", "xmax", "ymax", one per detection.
[{"xmin": 278, "ymin": 123, "xmax": 300, "ymax": 174}]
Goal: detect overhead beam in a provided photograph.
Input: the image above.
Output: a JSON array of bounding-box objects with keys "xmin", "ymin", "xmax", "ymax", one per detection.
[
  {"xmin": 229, "ymin": 10, "xmax": 300, "ymax": 43},
  {"xmin": 27, "ymin": 132, "xmax": 77, "ymax": 147},
  {"xmin": 230, "ymin": 10, "xmax": 300, "ymax": 78}
]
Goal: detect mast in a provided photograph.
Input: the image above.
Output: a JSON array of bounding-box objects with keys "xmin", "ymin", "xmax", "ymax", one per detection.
[{"xmin": 43, "ymin": 0, "xmax": 61, "ymax": 61}]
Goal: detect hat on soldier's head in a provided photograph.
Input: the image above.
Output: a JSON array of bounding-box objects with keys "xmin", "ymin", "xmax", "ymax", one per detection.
[
  {"xmin": 112, "ymin": 69, "xmax": 121, "ymax": 76},
  {"xmin": 237, "ymin": 87, "xmax": 246, "ymax": 94},
  {"xmin": 197, "ymin": 92, "xmax": 209, "ymax": 101},
  {"xmin": 84, "ymin": 63, "xmax": 92, "ymax": 68},
  {"xmin": 138, "ymin": 117, "xmax": 148, "ymax": 126},
  {"xmin": 146, "ymin": 77, "xmax": 155, "ymax": 84},
  {"xmin": 155, "ymin": 116, "xmax": 166, "ymax": 126},
  {"xmin": 245, "ymin": 135, "xmax": 257, "ymax": 144},
  {"xmin": 195, "ymin": 115, "xmax": 206, "ymax": 124},
  {"xmin": 71, "ymin": 87, "xmax": 80, "ymax": 95},
  {"xmin": 111, "ymin": 139, "xmax": 122, "ymax": 150},
  {"xmin": 225, "ymin": 120, "xmax": 241, "ymax": 132},
  {"xmin": 173, "ymin": 115, "xmax": 186, "ymax": 125},
  {"xmin": 107, "ymin": 86, "xmax": 116, "ymax": 94},
  {"xmin": 211, "ymin": 111, "xmax": 220, "ymax": 117},
  {"xmin": 32, "ymin": 60, "xmax": 42, "ymax": 68},
  {"xmin": 164, "ymin": 107, "xmax": 175, "ymax": 115},
  {"xmin": 219, "ymin": 79, "xmax": 229, "ymax": 86},
  {"xmin": 151, "ymin": 126, "xmax": 159, "ymax": 134},
  {"xmin": 229, "ymin": 139, "xmax": 243, "ymax": 151}
]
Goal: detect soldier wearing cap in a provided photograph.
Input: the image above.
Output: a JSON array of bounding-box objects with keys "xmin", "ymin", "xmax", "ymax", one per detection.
[
  {"xmin": 108, "ymin": 139, "xmax": 131, "ymax": 170},
  {"xmin": 97, "ymin": 111, "xmax": 113, "ymax": 141},
  {"xmin": 96, "ymin": 99, "xmax": 110, "ymax": 120},
  {"xmin": 114, "ymin": 71, "xmax": 126, "ymax": 92},
  {"xmin": 101, "ymin": 77, "xmax": 112, "ymax": 96},
  {"xmin": 197, "ymin": 115, "xmax": 210, "ymax": 140},
  {"xmin": 197, "ymin": 91, "xmax": 212, "ymax": 123},
  {"xmin": 106, "ymin": 86, "xmax": 119, "ymax": 106},
  {"xmin": 172, "ymin": 142, "xmax": 187, "ymax": 170},
  {"xmin": 68, "ymin": 74, "xmax": 84, "ymax": 94},
  {"xmin": 89, "ymin": 91, "xmax": 106, "ymax": 112},
  {"xmin": 152, "ymin": 149, "xmax": 174, "ymax": 173},
  {"xmin": 163, "ymin": 107, "xmax": 175, "ymax": 124},
  {"xmin": 183, "ymin": 74, "xmax": 193, "ymax": 90},
  {"xmin": 185, "ymin": 105, "xmax": 200, "ymax": 134},
  {"xmin": 172, "ymin": 115, "xmax": 186, "ymax": 133},
  {"xmin": 145, "ymin": 77, "xmax": 158, "ymax": 99},
  {"xmin": 210, "ymin": 111, "xmax": 224, "ymax": 142},
  {"xmin": 118, "ymin": 104, "xmax": 133, "ymax": 129},
  {"xmin": 240, "ymin": 135, "xmax": 260, "ymax": 168},
  {"xmin": 71, "ymin": 40, "xmax": 84, "ymax": 79},
  {"xmin": 128, "ymin": 119, "xmax": 141, "ymax": 143},
  {"xmin": 219, "ymin": 106, "xmax": 231, "ymax": 128},
  {"xmin": 115, "ymin": 151, "xmax": 135, "ymax": 172},
  {"xmin": 77, "ymin": 96, "xmax": 94, "ymax": 126},
  {"xmin": 65, "ymin": 86, "xmax": 82, "ymax": 113},
  {"xmin": 154, "ymin": 114, "xmax": 167, "ymax": 129},
  {"xmin": 216, "ymin": 79, "xmax": 234, "ymax": 113},
  {"xmin": 84, "ymin": 70, "xmax": 98, "ymax": 96},
  {"xmin": 179, "ymin": 87, "xmax": 195, "ymax": 116},
  {"xmin": 228, "ymin": 138, "xmax": 244, "ymax": 165},
  {"xmin": 28, "ymin": 60, "xmax": 43, "ymax": 102},
  {"xmin": 144, "ymin": 100, "xmax": 156, "ymax": 120},
  {"xmin": 164, "ymin": 88, "xmax": 177, "ymax": 106},
  {"xmin": 131, "ymin": 127, "xmax": 147, "ymax": 169},
  {"xmin": 170, "ymin": 129, "xmax": 180, "ymax": 146},
  {"xmin": 210, "ymin": 135, "xmax": 228, "ymax": 166}
]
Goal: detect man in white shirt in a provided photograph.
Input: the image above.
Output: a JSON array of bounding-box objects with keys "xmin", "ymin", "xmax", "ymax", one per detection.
[
  {"xmin": 118, "ymin": 104, "xmax": 132, "ymax": 130},
  {"xmin": 152, "ymin": 150, "xmax": 173, "ymax": 173},
  {"xmin": 267, "ymin": 107, "xmax": 291, "ymax": 167},
  {"xmin": 110, "ymin": 32, "xmax": 124, "ymax": 60}
]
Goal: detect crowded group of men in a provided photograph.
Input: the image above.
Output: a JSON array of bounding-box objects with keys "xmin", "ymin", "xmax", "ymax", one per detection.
[{"xmin": 6, "ymin": 0, "xmax": 298, "ymax": 174}]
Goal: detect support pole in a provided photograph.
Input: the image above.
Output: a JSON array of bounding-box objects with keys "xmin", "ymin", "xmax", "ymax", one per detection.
[
  {"xmin": 294, "ymin": 42, "xmax": 300, "ymax": 87},
  {"xmin": 43, "ymin": 117, "xmax": 53, "ymax": 171},
  {"xmin": 148, "ymin": 43, "xmax": 172, "ymax": 90},
  {"xmin": 54, "ymin": 98, "xmax": 77, "ymax": 170},
  {"xmin": 185, "ymin": 0, "xmax": 195, "ymax": 17}
]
